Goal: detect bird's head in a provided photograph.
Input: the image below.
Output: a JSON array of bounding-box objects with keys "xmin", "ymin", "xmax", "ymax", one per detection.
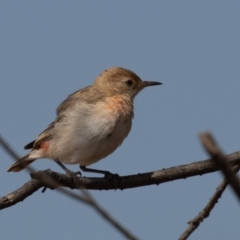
[{"xmin": 94, "ymin": 67, "xmax": 162, "ymax": 100}]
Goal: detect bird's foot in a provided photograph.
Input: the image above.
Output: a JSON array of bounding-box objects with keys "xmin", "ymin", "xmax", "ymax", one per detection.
[
  {"xmin": 54, "ymin": 159, "xmax": 81, "ymax": 178},
  {"xmin": 104, "ymin": 172, "xmax": 121, "ymax": 187},
  {"xmin": 65, "ymin": 169, "xmax": 82, "ymax": 178}
]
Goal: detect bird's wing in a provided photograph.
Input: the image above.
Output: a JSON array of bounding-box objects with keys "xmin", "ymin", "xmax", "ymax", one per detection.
[
  {"xmin": 24, "ymin": 119, "xmax": 56, "ymax": 150},
  {"xmin": 24, "ymin": 87, "xmax": 91, "ymax": 150},
  {"xmin": 56, "ymin": 86, "xmax": 92, "ymax": 116}
]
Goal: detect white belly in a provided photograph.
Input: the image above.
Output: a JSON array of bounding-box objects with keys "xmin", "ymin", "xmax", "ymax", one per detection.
[
  {"xmin": 75, "ymin": 117, "xmax": 132, "ymax": 166},
  {"xmin": 51, "ymin": 100, "xmax": 133, "ymax": 166}
]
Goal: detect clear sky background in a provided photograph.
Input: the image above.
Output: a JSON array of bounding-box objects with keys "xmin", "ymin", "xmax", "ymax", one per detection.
[{"xmin": 1, "ymin": 1, "xmax": 240, "ymax": 239}]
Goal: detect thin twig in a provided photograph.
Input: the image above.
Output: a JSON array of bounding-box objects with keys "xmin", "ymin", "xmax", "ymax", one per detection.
[
  {"xmin": 60, "ymin": 188, "xmax": 139, "ymax": 240},
  {"xmin": 200, "ymin": 132, "xmax": 240, "ymax": 201},
  {"xmin": 179, "ymin": 165, "xmax": 240, "ymax": 240}
]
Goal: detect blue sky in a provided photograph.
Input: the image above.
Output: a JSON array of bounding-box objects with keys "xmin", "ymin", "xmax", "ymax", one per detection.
[{"xmin": 1, "ymin": 1, "xmax": 240, "ymax": 239}]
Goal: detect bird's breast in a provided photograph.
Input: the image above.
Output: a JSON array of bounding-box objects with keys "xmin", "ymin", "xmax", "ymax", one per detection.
[{"xmin": 88, "ymin": 96, "xmax": 133, "ymax": 139}]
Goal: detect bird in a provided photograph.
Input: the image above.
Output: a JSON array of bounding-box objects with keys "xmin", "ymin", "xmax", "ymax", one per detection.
[{"xmin": 7, "ymin": 67, "xmax": 162, "ymax": 176}]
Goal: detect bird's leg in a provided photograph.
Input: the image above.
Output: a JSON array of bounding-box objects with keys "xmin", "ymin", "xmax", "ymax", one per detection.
[
  {"xmin": 80, "ymin": 165, "xmax": 119, "ymax": 179},
  {"xmin": 80, "ymin": 165, "xmax": 111, "ymax": 175},
  {"xmin": 54, "ymin": 159, "xmax": 81, "ymax": 177}
]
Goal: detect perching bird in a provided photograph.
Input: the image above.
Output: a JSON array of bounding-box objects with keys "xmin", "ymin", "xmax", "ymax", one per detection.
[{"xmin": 8, "ymin": 67, "xmax": 161, "ymax": 176}]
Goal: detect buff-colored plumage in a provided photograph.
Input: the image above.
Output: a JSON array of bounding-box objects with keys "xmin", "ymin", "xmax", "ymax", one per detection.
[{"xmin": 8, "ymin": 67, "xmax": 161, "ymax": 174}]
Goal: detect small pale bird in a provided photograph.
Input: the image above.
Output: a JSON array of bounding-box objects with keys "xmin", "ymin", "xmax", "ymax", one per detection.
[{"xmin": 8, "ymin": 67, "xmax": 161, "ymax": 176}]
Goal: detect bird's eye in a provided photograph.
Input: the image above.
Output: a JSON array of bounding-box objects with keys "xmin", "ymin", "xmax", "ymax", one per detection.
[{"xmin": 125, "ymin": 80, "xmax": 133, "ymax": 87}]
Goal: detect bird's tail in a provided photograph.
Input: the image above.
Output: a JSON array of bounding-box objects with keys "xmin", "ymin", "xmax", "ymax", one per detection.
[{"xmin": 7, "ymin": 154, "xmax": 36, "ymax": 172}]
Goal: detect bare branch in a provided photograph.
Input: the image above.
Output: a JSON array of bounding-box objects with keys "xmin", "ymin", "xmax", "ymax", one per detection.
[
  {"xmin": 0, "ymin": 179, "xmax": 42, "ymax": 209},
  {"xmin": 179, "ymin": 132, "xmax": 240, "ymax": 240},
  {"xmin": 1, "ymin": 150, "xmax": 240, "ymax": 210},
  {"xmin": 200, "ymin": 132, "xmax": 240, "ymax": 201},
  {"xmin": 30, "ymin": 151, "xmax": 240, "ymax": 190},
  {"xmin": 179, "ymin": 165, "xmax": 240, "ymax": 240}
]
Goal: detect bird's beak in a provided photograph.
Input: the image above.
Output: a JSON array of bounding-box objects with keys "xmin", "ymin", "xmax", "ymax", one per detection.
[{"xmin": 142, "ymin": 81, "xmax": 162, "ymax": 88}]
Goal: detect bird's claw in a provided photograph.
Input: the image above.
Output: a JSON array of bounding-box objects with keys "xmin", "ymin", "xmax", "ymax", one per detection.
[{"xmin": 65, "ymin": 169, "xmax": 82, "ymax": 178}]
